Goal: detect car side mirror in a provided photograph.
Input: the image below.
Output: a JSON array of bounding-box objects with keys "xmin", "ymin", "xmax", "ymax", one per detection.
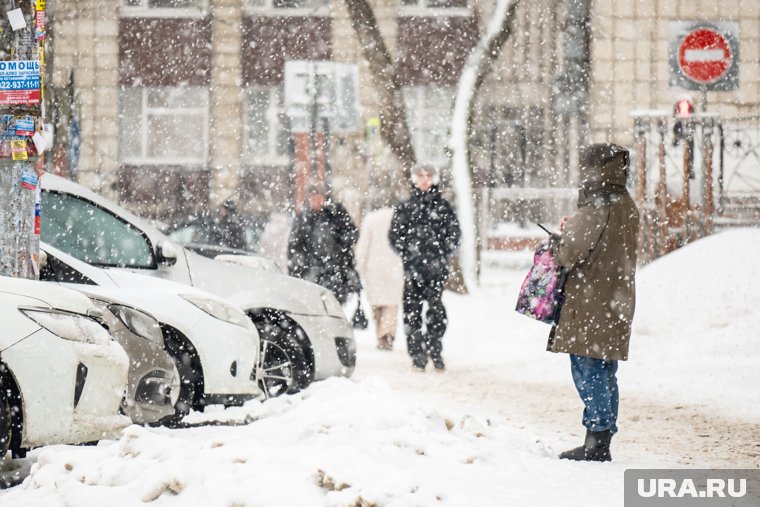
[
  {"xmin": 156, "ymin": 240, "xmax": 179, "ymax": 266},
  {"xmin": 38, "ymin": 250, "xmax": 48, "ymax": 270}
]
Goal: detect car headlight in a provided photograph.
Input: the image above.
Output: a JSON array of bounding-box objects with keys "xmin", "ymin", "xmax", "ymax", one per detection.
[
  {"xmin": 180, "ymin": 294, "xmax": 250, "ymax": 329},
  {"xmin": 320, "ymin": 291, "xmax": 344, "ymax": 318},
  {"xmin": 108, "ymin": 304, "xmax": 164, "ymax": 346},
  {"xmin": 21, "ymin": 308, "xmax": 113, "ymax": 346}
]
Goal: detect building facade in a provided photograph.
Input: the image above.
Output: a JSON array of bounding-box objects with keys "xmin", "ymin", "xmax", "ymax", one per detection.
[{"xmin": 47, "ymin": 0, "xmax": 760, "ymax": 224}]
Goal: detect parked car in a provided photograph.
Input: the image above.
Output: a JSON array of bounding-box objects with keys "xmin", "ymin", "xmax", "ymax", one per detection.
[
  {"xmin": 163, "ymin": 212, "xmax": 263, "ymax": 259},
  {"xmin": 39, "ymin": 243, "xmax": 263, "ymax": 421},
  {"xmin": 40, "ymin": 173, "xmax": 356, "ymax": 397},
  {"xmin": 39, "ymin": 249, "xmax": 177, "ymax": 424},
  {"xmin": 0, "ymin": 275, "xmax": 130, "ymax": 459},
  {"xmin": 88, "ymin": 295, "xmax": 178, "ymax": 425}
]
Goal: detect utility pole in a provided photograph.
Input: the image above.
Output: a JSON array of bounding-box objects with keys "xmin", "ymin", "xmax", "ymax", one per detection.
[{"xmin": 0, "ymin": 0, "xmax": 47, "ymax": 279}]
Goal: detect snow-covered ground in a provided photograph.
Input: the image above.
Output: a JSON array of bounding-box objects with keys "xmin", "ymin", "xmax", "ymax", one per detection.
[{"xmin": 1, "ymin": 229, "xmax": 758, "ymax": 506}]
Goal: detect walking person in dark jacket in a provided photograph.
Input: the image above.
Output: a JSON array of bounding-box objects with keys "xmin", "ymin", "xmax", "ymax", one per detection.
[
  {"xmin": 389, "ymin": 166, "xmax": 461, "ymax": 371},
  {"xmin": 207, "ymin": 199, "xmax": 247, "ymax": 251},
  {"xmin": 288, "ymin": 182, "xmax": 360, "ymax": 304},
  {"xmin": 549, "ymin": 143, "xmax": 640, "ymax": 462}
]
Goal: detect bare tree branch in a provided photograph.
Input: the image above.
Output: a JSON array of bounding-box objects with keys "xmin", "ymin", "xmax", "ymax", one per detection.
[{"xmin": 343, "ymin": 0, "xmax": 417, "ymax": 174}]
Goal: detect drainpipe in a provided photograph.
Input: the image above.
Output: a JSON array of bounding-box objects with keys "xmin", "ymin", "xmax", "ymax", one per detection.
[{"xmin": 551, "ymin": 0, "xmax": 591, "ymax": 161}]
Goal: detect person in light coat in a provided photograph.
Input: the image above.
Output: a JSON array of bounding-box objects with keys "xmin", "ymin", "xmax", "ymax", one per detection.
[
  {"xmin": 355, "ymin": 205, "xmax": 404, "ymax": 350},
  {"xmin": 258, "ymin": 212, "xmax": 291, "ymax": 273}
]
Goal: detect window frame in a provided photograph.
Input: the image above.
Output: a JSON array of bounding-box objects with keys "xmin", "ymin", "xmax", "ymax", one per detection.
[
  {"xmin": 403, "ymin": 85, "xmax": 454, "ymax": 168},
  {"xmin": 118, "ymin": 86, "xmax": 210, "ymax": 166},
  {"xmin": 242, "ymin": 0, "xmax": 331, "ymax": 17},
  {"xmin": 398, "ymin": 0, "xmax": 470, "ymax": 17},
  {"xmin": 243, "ymin": 85, "xmax": 291, "ymax": 166},
  {"xmin": 41, "ymin": 191, "xmax": 159, "ymax": 270},
  {"xmin": 119, "ymin": 0, "xmax": 209, "ymax": 18}
]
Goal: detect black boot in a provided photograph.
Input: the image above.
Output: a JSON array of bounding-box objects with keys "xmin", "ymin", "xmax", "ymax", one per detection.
[{"xmin": 559, "ymin": 429, "xmax": 612, "ymax": 462}]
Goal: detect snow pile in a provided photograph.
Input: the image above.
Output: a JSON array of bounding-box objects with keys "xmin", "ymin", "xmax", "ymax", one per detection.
[
  {"xmin": 1, "ymin": 229, "xmax": 757, "ymax": 506},
  {"xmin": 1, "ymin": 377, "xmax": 631, "ymax": 507},
  {"xmin": 633, "ymin": 228, "xmax": 760, "ymax": 337},
  {"xmin": 627, "ymin": 228, "xmax": 760, "ymax": 418}
]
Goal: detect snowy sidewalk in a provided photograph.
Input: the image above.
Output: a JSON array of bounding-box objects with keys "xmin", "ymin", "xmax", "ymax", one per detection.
[{"xmin": 0, "ymin": 229, "xmax": 757, "ymax": 506}]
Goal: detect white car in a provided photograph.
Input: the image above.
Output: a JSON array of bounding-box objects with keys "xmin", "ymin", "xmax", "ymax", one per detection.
[
  {"xmin": 0, "ymin": 276, "xmax": 130, "ymax": 459},
  {"xmin": 39, "ymin": 243, "xmax": 263, "ymax": 422},
  {"xmin": 40, "ymin": 173, "xmax": 356, "ymax": 397},
  {"xmin": 36, "ymin": 253, "xmax": 178, "ymax": 426}
]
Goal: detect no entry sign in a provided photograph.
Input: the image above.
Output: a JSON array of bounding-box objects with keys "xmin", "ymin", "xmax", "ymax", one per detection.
[
  {"xmin": 678, "ymin": 28, "xmax": 732, "ymax": 84},
  {"xmin": 669, "ymin": 21, "xmax": 739, "ymax": 91}
]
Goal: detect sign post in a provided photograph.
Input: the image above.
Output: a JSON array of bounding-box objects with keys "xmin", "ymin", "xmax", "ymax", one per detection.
[
  {"xmin": 0, "ymin": 1, "xmax": 47, "ymax": 279},
  {"xmin": 284, "ymin": 61, "xmax": 359, "ymax": 210},
  {"xmin": 668, "ymin": 20, "xmax": 740, "ymax": 106},
  {"xmin": 677, "ymin": 28, "xmax": 733, "ymax": 86}
]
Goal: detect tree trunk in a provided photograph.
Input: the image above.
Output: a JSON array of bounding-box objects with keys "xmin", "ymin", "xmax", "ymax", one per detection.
[
  {"xmin": 450, "ymin": 0, "xmax": 520, "ymax": 290},
  {"xmin": 343, "ymin": 0, "xmax": 416, "ymax": 176}
]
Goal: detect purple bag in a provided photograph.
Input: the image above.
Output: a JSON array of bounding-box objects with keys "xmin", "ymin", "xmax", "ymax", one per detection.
[{"xmin": 515, "ymin": 240, "xmax": 567, "ymax": 324}]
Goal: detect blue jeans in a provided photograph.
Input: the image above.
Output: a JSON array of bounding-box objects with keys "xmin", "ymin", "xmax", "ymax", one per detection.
[{"xmin": 569, "ymin": 354, "xmax": 619, "ymax": 434}]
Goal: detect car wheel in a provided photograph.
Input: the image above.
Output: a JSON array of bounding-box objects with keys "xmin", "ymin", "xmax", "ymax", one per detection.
[
  {"xmin": 253, "ymin": 316, "xmax": 311, "ymax": 398},
  {"xmin": 159, "ymin": 331, "xmax": 203, "ymax": 427},
  {"xmin": 0, "ymin": 394, "xmax": 10, "ymax": 459}
]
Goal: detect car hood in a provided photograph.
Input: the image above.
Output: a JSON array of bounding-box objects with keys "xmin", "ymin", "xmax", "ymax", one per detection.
[
  {"xmin": 185, "ymin": 251, "xmax": 330, "ymax": 316},
  {"xmin": 0, "ymin": 276, "xmax": 96, "ymax": 315},
  {"xmin": 63, "ymin": 281, "xmax": 205, "ymax": 335}
]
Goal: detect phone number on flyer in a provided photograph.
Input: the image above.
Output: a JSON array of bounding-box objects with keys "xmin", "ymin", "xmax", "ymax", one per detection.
[{"xmin": 0, "ymin": 80, "xmax": 40, "ymax": 90}]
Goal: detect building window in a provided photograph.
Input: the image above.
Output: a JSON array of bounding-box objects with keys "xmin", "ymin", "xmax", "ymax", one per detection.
[
  {"xmin": 403, "ymin": 86, "xmax": 454, "ymax": 167},
  {"xmin": 399, "ymin": 0, "xmax": 468, "ymax": 15},
  {"xmin": 120, "ymin": 0, "xmax": 207, "ymax": 17},
  {"xmin": 245, "ymin": 86, "xmax": 290, "ymax": 164},
  {"xmin": 118, "ymin": 87, "xmax": 209, "ymax": 166},
  {"xmin": 244, "ymin": 0, "xmax": 330, "ymax": 15}
]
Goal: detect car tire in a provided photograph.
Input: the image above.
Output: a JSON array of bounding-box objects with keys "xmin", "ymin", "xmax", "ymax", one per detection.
[
  {"xmin": 0, "ymin": 394, "xmax": 10, "ymax": 459},
  {"xmin": 253, "ymin": 316, "xmax": 312, "ymax": 398},
  {"xmin": 158, "ymin": 330, "xmax": 204, "ymax": 427}
]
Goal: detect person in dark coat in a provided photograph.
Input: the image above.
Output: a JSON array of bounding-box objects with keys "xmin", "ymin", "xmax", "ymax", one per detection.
[
  {"xmin": 389, "ymin": 166, "xmax": 461, "ymax": 371},
  {"xmin": 548, "ymin": 143, "xmax": 640, "ymax": 462},
  {"xmin": 207, "ymin": 199, "xmax": 246, "ymax": 251},
  {"xmin": 288, "ymin": 182, "xmax": 360, "ymax": 304}
]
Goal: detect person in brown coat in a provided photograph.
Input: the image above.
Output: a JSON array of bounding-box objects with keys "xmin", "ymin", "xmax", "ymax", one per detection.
[{"xmin": 548, "ymin": 143, "xmax": 640, "ymax": 462}]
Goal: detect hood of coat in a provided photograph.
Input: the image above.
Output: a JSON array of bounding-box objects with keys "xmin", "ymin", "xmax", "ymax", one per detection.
[
  {"xmin": 578, "ymin": 143, "xmax": 629, "ymax": 191},
  {"xmin": 577, "ymin": 143, "xmax": 630, "ymax": 207}
]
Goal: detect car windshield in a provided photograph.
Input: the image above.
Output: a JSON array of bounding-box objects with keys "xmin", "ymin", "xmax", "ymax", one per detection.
[
  {"xmin": 41, "ymin": 192, "xmax": 155, "ymax": 269},
  {"xmin": 168, "ymin": 224, "xmax": 202, "ymax": 245},
  {"xmin": 166, "ymin": 215, "xmax": 263, "ymax": 254}
]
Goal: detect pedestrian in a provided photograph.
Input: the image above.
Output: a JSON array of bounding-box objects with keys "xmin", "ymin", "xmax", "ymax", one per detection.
[
  {"xmin": 258, "ymin": 212, "xmax": 291, "ymax": 273},
  {"xmin": 207, "ymin": 198, "xmax": 246, "ymax": 251},
  {"xmin": 287, "ymin": 182, "xmax": 361, "ymax": 304},
  {"xmin": 355, "ymin": 200, "xmax": 404, "ymax": 351},
  {"xmin": 548, "ymin": 143, "xmax": 640, "ymax": 462},
  {"xmin": 389, "ymin": 165, "xmax": 461, "ymax": 371}
]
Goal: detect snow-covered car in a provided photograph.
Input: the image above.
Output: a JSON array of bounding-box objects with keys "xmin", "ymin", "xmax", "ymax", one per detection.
[
  {"xmin": 0, "ymin": 276, "xmax": 130, "ymax": 459},
  {"xmin": 40, "ymin": 173, "xmax": 356, "ymax": 397},
  {"xmin": 39, "ymin": 243, "xmax": 263, "ymax": 422}
]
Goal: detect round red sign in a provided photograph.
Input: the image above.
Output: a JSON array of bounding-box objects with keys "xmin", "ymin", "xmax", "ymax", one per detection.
[{"xmin": 677, "ymin": 28, "xmax": 732, "ymax": 84}]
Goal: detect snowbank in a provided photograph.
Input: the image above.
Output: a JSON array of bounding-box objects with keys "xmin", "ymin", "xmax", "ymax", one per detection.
[
  {"xmin": 627, "ymin": 228, "xmax": 760, "ymax": 419},
  {"xmin": 1, "ymin": 229, "xmax": 757, "ymax": 506},
  {"xmin": 2, "ymin": 378, "xmax": 636, "ymax": 507}
]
